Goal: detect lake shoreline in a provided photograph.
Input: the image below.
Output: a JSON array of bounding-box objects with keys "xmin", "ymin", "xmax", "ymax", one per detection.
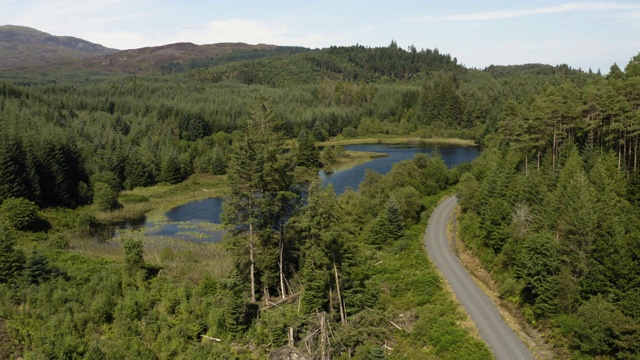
[{"xmin": 318, "ymin": 136, "xmax": 476, "ymax": 147}]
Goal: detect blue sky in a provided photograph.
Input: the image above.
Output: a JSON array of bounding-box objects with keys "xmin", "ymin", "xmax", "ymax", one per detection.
[{"xmin": 2, "ymin": 0, "xmax": 639, "ymax": 72}]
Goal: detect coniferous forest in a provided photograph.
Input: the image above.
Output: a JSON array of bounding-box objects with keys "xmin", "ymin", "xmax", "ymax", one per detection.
[{"xmin": 0, "ymin": 40, "xmax": 639, "ymax": 359}]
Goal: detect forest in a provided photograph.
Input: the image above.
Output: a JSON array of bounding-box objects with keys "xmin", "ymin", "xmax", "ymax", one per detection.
[{"xmin": 0, "ymin": 42, "xmax": 639, "ymax": 358}]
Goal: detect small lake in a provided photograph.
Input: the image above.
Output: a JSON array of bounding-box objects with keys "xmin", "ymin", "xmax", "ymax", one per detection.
[
  {"xmin": 145, "ymin": 198, "xmax": 225, "ymax": 242},
  {"xmin": 165, "ymin": 197, "xmax": 224, "ymax": 223},
  {"xmin": 320, "ymin": 143, "xmax": 480, "ymax": 194},
  {"xmin": 101, "ymin": 143, "xmax": 478, "ymax": 243}
]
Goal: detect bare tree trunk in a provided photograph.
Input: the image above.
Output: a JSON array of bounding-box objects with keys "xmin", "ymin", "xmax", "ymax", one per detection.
[
  {"xmin": 288, "ymin": 327, "xmax": 294, "ymax": 347},
  {"xmin": 553, "ymin": 126, "xmax": 557, "ymax": 171},
  {"xmin": 334, "ymin": 262, "xmax": 346, "ymax": 325},
  {"xmin": 279, "ymin": 237, "xmax": 286, "ymax": 299},
  {"xmin": 319, "ymin": 311, "xmax": 328, "ymax": 360},
  {"xmin": 249, "ymin": 222, "xmax": 256, "ymax": 303},
  {"xmin": 635, "ymin": 134, "xmax": 638, "ymax": 173},
  {"xmin": 619, "ymin": 143, "xmax": 622, "ymax": 175}
]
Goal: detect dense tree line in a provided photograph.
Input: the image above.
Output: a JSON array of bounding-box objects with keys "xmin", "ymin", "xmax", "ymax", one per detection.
[{"xmin": 459, "ymin": 54, "xmax": 640, "ymax": 358}]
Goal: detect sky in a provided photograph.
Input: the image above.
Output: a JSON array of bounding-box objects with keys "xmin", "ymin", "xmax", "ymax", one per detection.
[{"xmin": 2, "ymin": 0, "xmax": 639, "ymax": 72}]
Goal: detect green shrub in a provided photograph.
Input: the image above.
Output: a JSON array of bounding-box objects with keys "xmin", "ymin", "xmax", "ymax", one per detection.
[
  {"xmin": 342, "ymin": 126, "xmax": 359, "ymax": 138},
  {"xmin": 0, "ymin": 197, "xmax": 39, "ymax": 230},
  {"xmin": 123, "ymin": 237, "xmax": 145, "ymax": 274},
  {"xmin": 93, "ymin": 182, "xmax": 119, "ymax": 211},
  {"xmin": 49, "ymin": 234, "xmax": 70, "ymax": 250}
]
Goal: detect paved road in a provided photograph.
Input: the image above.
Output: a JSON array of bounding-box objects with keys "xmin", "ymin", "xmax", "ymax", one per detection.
[{"xmin": 425, "ymin": 196, "xmax": 534, "ymax": 360}]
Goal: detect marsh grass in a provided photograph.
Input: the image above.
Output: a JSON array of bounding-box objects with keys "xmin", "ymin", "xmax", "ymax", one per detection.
[
  {"xmin": 66, "ymin": 173, "xmax": 233, "ymax": 281},
  {"xmin": 94, "ymin": 202, "xmax": 154, "ymax": 224},
  {"xmin": 325, "ymin": 150, "xmax": 386, "ymax": 173},
  {"xmin": 92, "ymin": 173, "xmax": 229, "ymax": 225},
  {"xmin": 68, "ymin": 227, "xmax": 232, "ymax": 281}
]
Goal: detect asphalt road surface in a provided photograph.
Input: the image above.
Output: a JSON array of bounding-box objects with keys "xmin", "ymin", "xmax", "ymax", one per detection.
[{"xmin": 424, "ymin": 196, "xmax": 535, "ymax": 360}]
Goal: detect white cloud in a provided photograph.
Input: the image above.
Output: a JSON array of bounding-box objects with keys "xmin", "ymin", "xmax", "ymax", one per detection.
[{"xmin": 415, "ymin": 2, "xmax": 640, "ymax": 22}]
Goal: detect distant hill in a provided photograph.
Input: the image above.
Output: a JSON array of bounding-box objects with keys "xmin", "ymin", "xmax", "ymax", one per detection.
[
  {"xmin": 190, "ymin": 43, "xmax": 463, "ymax": 85},
  {"xmin": 0, "ymin": 25, "xmax": 118, "ymax": 70},
  {"xmin": 0, "ymin": 25, "xmax": 311, "ymax": 74},
  {"xmin": 72, "ymin": 42, "xmax": 309, "ymax": 74}
]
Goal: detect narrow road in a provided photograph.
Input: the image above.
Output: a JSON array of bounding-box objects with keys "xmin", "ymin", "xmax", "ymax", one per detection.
[{"xmin": 425, "ymin": 196, "xmax": 534, "ymax": 360}]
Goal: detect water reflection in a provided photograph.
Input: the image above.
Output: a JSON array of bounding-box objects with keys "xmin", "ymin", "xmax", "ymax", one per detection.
[{"xmin": 89, "ymin": 216, "xmax": 146, "ymax": 242}]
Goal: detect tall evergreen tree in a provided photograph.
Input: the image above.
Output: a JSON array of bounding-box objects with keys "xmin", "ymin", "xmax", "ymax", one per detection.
[
  {"xmin": 0, "ymin": 136, "xmax": 30, "ymax": 202},
  {"xmin": 223, "ymin": 96, "xmax": 299, "ymax": 303}
]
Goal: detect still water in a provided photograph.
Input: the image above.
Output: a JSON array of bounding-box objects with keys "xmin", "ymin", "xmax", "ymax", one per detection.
[
  {"xmin": 104, "ymin": 143, "xmax": 478, "ymax": 242},
  {"xmin": 165, "ymin": 197, "xmax": 224, "ymax": 223},
  {"xmin": 144, "ymin": 198, "xmax": 226, "ymax": 242},
  {"xmin": 320, "ymin": 143, "xmax": 480, "ymax": 194}
]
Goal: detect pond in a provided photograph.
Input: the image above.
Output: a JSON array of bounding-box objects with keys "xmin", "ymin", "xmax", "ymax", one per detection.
[
  {"xmin": 144, "ymin": 198, "xmax": 226, "ymax": 242},
  {"xmin": 102, "ymin": 143, "xmax": 478, "ymax": 243}
]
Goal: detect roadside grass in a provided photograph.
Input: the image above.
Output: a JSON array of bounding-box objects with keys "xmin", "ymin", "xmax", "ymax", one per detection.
[
  {"xmin": 452, "ymin": 205, "xmax": 553, "ymax": 359},
  {"xmin": 368, "ymin": 223, "xmax": 491, "ymax": 359}
]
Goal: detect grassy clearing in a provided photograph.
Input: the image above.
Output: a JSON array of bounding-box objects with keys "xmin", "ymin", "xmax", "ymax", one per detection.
[{"xmin": 318, "ymin": 135, "xmax": 476, "ymax": 147}]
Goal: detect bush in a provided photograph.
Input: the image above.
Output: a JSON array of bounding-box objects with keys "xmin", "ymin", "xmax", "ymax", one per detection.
[
  {"xmin": 342, "ymin": 126, "xmax": 359, "ymax": 138},
  {"xmin": 123, "ymin": 237, "xmax": 145, "ymax": 274},
  {"xmin": 0, "ymin": 197, "xmax": 39, "ymax": 230},
  {"xmin": 93, "ymin": 182, "xmax": 119, "ymax": 211}
]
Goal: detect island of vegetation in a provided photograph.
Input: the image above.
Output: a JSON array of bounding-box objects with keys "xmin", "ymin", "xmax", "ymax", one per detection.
[{"xmin": 0, "ymin": 37, "xmax": 639, "ymax": 359}]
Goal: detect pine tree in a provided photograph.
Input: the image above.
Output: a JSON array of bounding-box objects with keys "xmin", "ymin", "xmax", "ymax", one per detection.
[
  {"xmin": 369, "ymin": 198, "xmax": 404, "ymax": 245},
  {"xmin": 0, "ymin": 137, "xmax": 30, "ymax": 201},
  {"xmin": 158, "ymin": 153, "xmax": 183, "ymax": 184},
  {"xmin": 296, "ymin": 128, "xmax": 321, "ymax": 169},
  {"xmin": 223, "ymin": 96, "xmax": 299, "ymax": 302},
  {"xmin": 0, "ymin": 225, "xmax": 24, "ymax": 283}
]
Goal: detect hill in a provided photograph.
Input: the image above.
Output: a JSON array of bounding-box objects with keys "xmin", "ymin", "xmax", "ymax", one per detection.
[
  {"xmin": 0, "ymin": 25, "xmax": 118, "ymax": 70},
  {"xmin": 0, "ymin": 25, "xmax": 311, "ymax": 74},
  {"xmin": 72, "ymin": 42, "xmax": 308, "ymax": 74}
]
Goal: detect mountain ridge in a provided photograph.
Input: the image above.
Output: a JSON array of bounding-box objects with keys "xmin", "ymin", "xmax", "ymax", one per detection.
[
  {"xmin": 0, "ymin": 25, "xmax": 118, "ymax": 70},
  {"xmin": 0, "ymin": 25, "xmax": 298, "ymax": 74}
]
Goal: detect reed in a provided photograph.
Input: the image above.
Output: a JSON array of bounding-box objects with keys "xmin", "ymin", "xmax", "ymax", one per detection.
[
  {"xmin": 68, "ymin": 228, "xmax": 232, "ymax": 281},
  {"xmin": 93, "ymin": 202, "xmax": 154, "ymax": 224}
]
